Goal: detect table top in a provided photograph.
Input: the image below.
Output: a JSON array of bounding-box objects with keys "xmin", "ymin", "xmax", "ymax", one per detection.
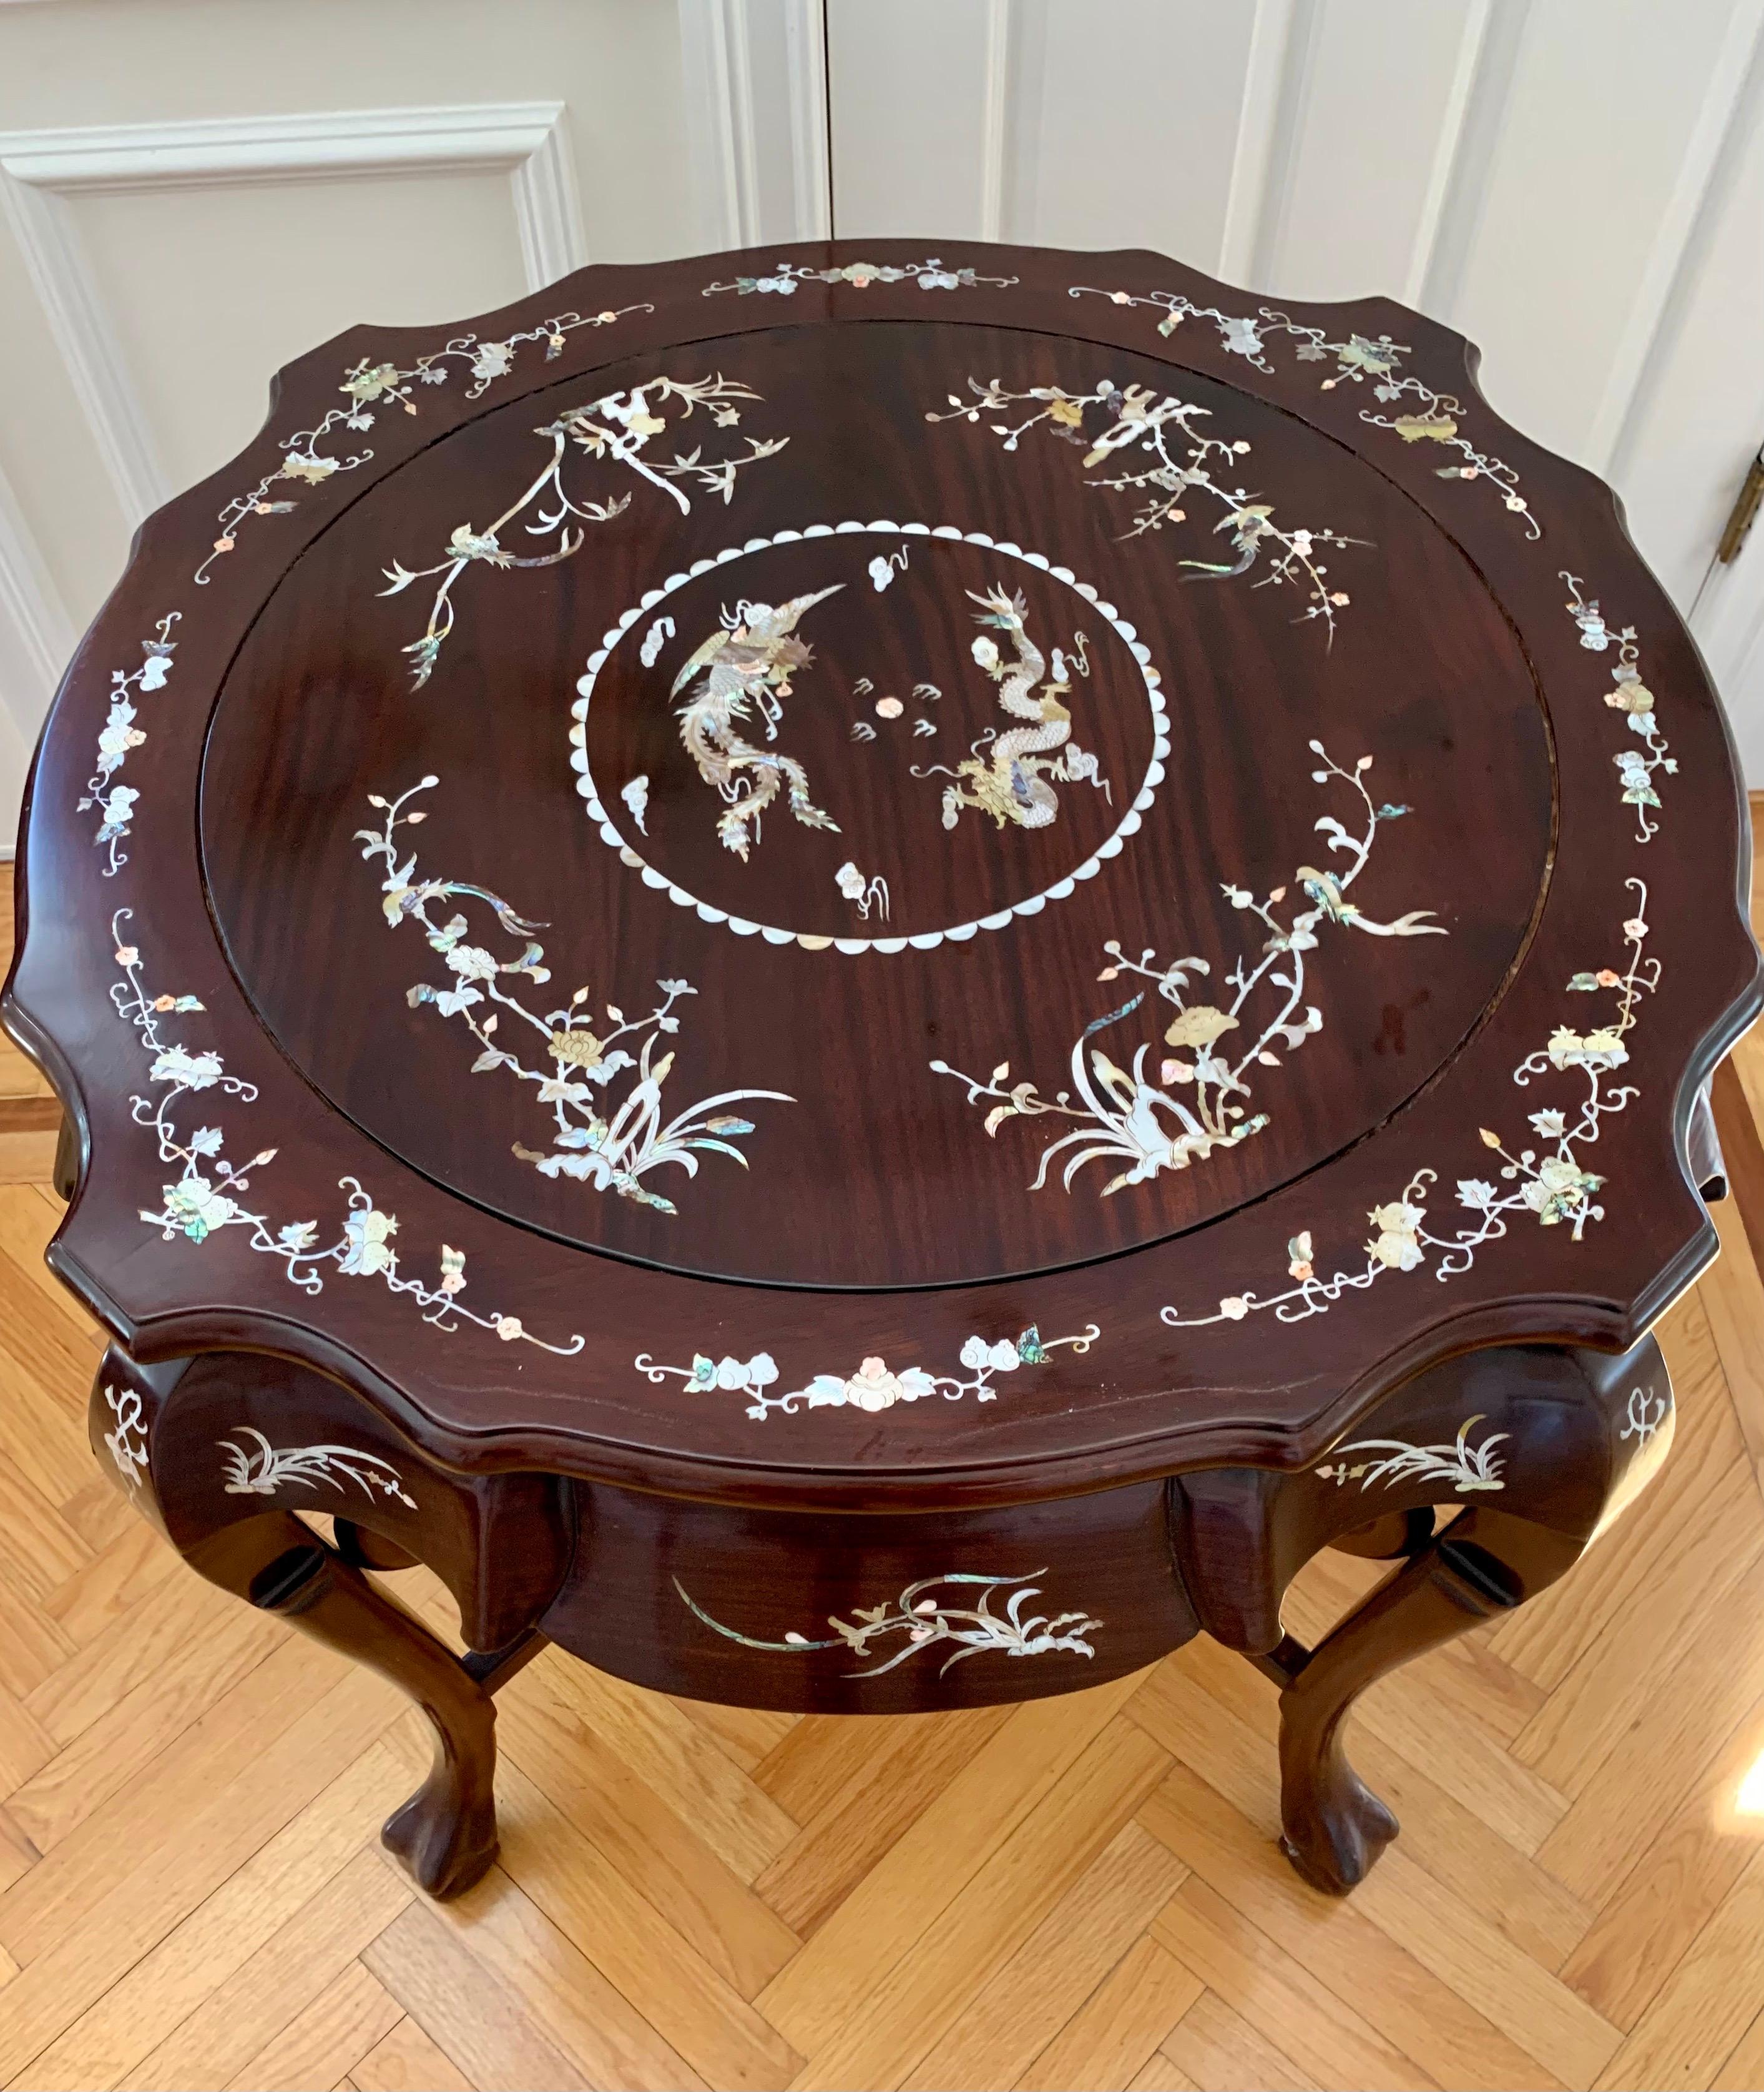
[{"xmin": 12, "ymin": 240, "xmax": 1760, "ymax": 1506}]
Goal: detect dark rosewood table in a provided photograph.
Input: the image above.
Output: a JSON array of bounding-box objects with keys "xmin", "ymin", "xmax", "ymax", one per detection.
[{"xmin": 9, "ymin": 240, "xmax": 1759, "ymax": 1898}]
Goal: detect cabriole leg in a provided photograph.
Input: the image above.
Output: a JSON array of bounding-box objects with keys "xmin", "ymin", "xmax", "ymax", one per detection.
[
  {"xmin": 1276, "ymin": 1506, "xmax": 1582, "ymax": 1893},
  {"xmin": 182, "ymin": 1509, "xmax": 499, "ymax": 1897}
]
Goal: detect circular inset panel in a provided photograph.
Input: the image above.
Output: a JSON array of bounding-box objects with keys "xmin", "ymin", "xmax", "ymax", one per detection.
[
  {"xmin": 200, "ymin": 318, "xmax": 1555, "ymax": 1290},
  {"xmin": 573, "ymin": 524, "xmax": 1169, "ymax": 950}
]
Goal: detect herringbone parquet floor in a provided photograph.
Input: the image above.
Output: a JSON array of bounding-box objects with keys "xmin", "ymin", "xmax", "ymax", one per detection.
[{"xmin": 5, "ymin": 852, "xmax": 1764, "ymax": 2092}]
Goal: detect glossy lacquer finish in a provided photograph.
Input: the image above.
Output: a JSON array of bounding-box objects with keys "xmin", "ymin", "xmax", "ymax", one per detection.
[
  {"xmin": 9, "ymin": 243, "xmax": 1758, "ymax": 1900},
  {"xmin": 199, "ymin": 318, "xmax": 1549, "ymax": 1294},
  {"xmin": 14, "ymin": 244, "xmax": 1755, "ymax": 1493}
]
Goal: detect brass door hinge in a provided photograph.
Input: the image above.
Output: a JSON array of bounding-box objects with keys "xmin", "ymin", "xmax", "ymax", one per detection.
[{"xmin": 1718, "ymin": 448, "xmax": 1764, "ymax": 564}]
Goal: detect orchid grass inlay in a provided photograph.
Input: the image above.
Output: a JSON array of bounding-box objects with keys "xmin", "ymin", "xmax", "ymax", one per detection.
[
  {"xmin": 675, "ymin": 1571, "xmax": 1102, "ymax": 1675},
  {"xmin": 1068, "ymin": 283, "xmax": 1538, "ymax": 538},
  {"xmin": 635, "ymin": 1322, "xmax": 1100, "ymax": 1422},
  {"xmin": 702, "ymin": 257, "xmax": 1018, "ymax": 298},
  {"xmin": 1315, "ymin": 1415, "xmax": 1507, "ymax": 1495},
  {"xmin": 670, "ymin": 584, "xmax": 847, "ymax": 858},
  {"xmin": 911, "ymin": 588, "xmax": 1111, "ymax": 831},
  {"xmin": 102, "ymin": 1385, "xmax": 149, "ymax": 1491},
  {"xmin": 359, "ymin": 779, "xmax": 790, "ymax": 1214},
  {"xmin": 933, "ymin": 745, "xmax": 1443, "ymax": 1196},
  {"xmin": 219, "ymin": 1426, "xmax": 416, "ymax": 1508},
  {"xmin": 79, "ymin": 614, "xmax": 179, "ymax": 873},
  {"xmin": 926, "ymin": 378, "xmax": 1364, "ymax": 643},
  {"xmin": 381, "ymin": 374, "xmax": 788, "ymax": 687},
  {"xmin": 193, "ymin": 305, "xmax": 652, "ymax": 585},
  {"xmin": 1562, "ymin": 572, "xmax": 1675, "ymax": 840},
  {"xmin": 112, "ymin": 908, "xmax": 582, "ymax": 1355},
  {"xmin": 1164, "ymin": 883, "xmax": 1660, "ymax": 1328}
]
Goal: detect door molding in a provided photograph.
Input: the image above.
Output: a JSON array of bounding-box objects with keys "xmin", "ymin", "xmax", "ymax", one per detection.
[
  {"xmin": 677, "ymin": 0, "xmax": 830, "ymax": 249},
  {"xmin": 0, "ymin": 102, "xmax": 589, "ymax": 527}
]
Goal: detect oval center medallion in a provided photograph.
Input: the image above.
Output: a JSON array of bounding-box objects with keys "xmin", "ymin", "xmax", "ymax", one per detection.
[{"xmin": 574, "ymin": 525, "xmax": 1169, "ymax": 950}]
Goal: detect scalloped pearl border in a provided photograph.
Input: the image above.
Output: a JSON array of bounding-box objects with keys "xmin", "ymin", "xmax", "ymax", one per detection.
[{"xmin": 570, "ymin": 523, "xmax": 1171, "ymax": 954}]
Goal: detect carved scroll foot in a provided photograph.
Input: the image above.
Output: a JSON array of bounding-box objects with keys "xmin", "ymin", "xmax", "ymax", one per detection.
[
  {"xmin": 1279, "ymin": 1772, "xmax": 1398, "ymax": 1894},
  {"xmin": 182, "ymin": 1510, "xmax": 500, "ymax": 1899},
  {"xmin": 1276, "ymin": 1510, "xmax": 1581, "ymax": 1894},
  {"xmin": 380, "ymin": 1737, "xmax": 498, "ymax": 1899}
]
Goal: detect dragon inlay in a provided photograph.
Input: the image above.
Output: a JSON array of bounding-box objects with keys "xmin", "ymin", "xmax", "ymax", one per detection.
[
  {"xmin": 919, "ymin": 589, "xmax": 1109, "ymax": 830},
  {"xmin": 670, "ymin": 587, "xmax": 845, "ymax": 860}
]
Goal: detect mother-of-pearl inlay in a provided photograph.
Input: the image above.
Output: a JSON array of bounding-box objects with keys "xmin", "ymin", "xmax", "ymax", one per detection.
[{"xmin": 571, "ymin": 523, "xmax": 1171, "ymax": 955}]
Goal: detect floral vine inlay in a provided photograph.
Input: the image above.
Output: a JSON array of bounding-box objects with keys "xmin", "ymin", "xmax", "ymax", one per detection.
[
  {"xmin": 911, "ymin": 588, "xmax": 1110, "ymax": 830},
  {"xmin": 102, "ymin": 1385, "xmax": 149, "ymax": 1491},
  {"xmin": 1563, "ymin": 572, "xmax": 1675, "ymax": 840},
  {"xmin": 1163, "ymin": 882, "xmax": 1660, "ymax": 1327},
  {"xmin": 675, "ymin": 1570, "xmax": 1101, "ymax": 1675},
  {"xmin": 79, "ymin": 614, "xmax": 179, "ymax": 873},
  {"xmin": 193, "ymin": 305, "xmax": 652, "ymax": 586},
  {"xmin": 702, "ymin": 256, "xmax": 1018, "ymax": 298},
  {"xmin": 359, "ymin": 780, "xmax": 791, "ymax": 1212},
  {"xmin": 1070, "ymin": 285, "xmax": 1409, "ymax": 386},
  {"xmin": 381, "ymin": 375, "xmax": 788, "ymax": 687},
  {"xmin": 1360, "ymin": 378, "xmax": 1540, "ymax": 538},
  {"xmin": 1067, "ymin": 284, "xmax": 1539, "ymax": 538},
  {"xmin": 670, "ymin": 584, "xmax": 846, "ymax": 857},
  {"xmin": 933, "ymin": 745, "xmax": 1443, "ymax": 1195},
  {"xmin": 112, "ymin": 908, "xmax": 583, "ymax": 1354},
  {"xmin": 219, "ymin": 1425, "xmax": 416, "ymax": 1508},
  {"xmin": 927, "ymin": 377, "xmax": 1365, "ymax": 642},
  {"xmin": 635, "ymin": 1322, "xmax": 1100, "ymax": 1422},
  {"xmin": 1315, "ymin": 1414, "xmax": 1507, "ymax": 1495}
]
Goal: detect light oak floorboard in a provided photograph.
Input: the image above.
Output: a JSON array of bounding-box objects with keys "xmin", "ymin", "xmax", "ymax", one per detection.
[{"xmin": 1, "ymin": 807, "xmax": 1763, "ymax": 2090}]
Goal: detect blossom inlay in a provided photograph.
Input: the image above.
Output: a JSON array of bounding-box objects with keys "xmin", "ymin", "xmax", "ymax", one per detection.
[
  {"xmin": 1068, "ymin": 284, "xmax": 1537, "ymax": 537},
  {"xmin": 1562, "ymin": 572, "xmax": 1675, "ymax": 840},
  {"xmin": 927, "ymin": 375, "xmax": 1366, "ymax": 641},
  {"xmin": 1164, "ymin": 885, "xmax": 1659, "ymax": 1327},
  {"xmin": 195, "ymin": 305, "xmax": 652, "ymax": 584},
  {"xmin": 933, "ymin": 745, "xmax": 1443, "ymax": 1196},
  {"xmin": 112, "ymin": 909, "xmax": 583, "ymax": 1354},
  {"xmin": 381, "ymin": 375, "xmax": 788, "ymax": 687},
  {"xmin": 360, "ymin": 779, "xmax": 791, "ymax": 1213},
  {"xmin": 635, "ymin": 1323, "xmax": 1100, "ymax": 1421}
]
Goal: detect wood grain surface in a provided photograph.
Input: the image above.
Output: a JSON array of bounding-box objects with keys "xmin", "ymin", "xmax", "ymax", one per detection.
[
  {"xmin": 198, "ymin": 319, "xmax": 1550, "ymax": 1290},
  {"xmin": 9, "ymin": 240, "xmax": 1758, "ymax": 1506}
]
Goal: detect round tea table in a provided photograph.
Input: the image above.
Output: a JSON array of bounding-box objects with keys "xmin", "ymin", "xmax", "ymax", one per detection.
[{"xmin": 9, "ymin": 240, "xmax": 1758, "ymax": 1898}]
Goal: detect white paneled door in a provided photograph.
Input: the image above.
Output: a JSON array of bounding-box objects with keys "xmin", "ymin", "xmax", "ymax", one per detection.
[
  {"xmin": 825, "ymin": 0, "xmax": 1764, "ymax": 783},
  {"xmin": 0, "ymin": 0, "xmax": 728, "ymax": 836},
  {"xmin": 2, "ymin": 0, "xmax": 1762, "ymax": 839}
]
